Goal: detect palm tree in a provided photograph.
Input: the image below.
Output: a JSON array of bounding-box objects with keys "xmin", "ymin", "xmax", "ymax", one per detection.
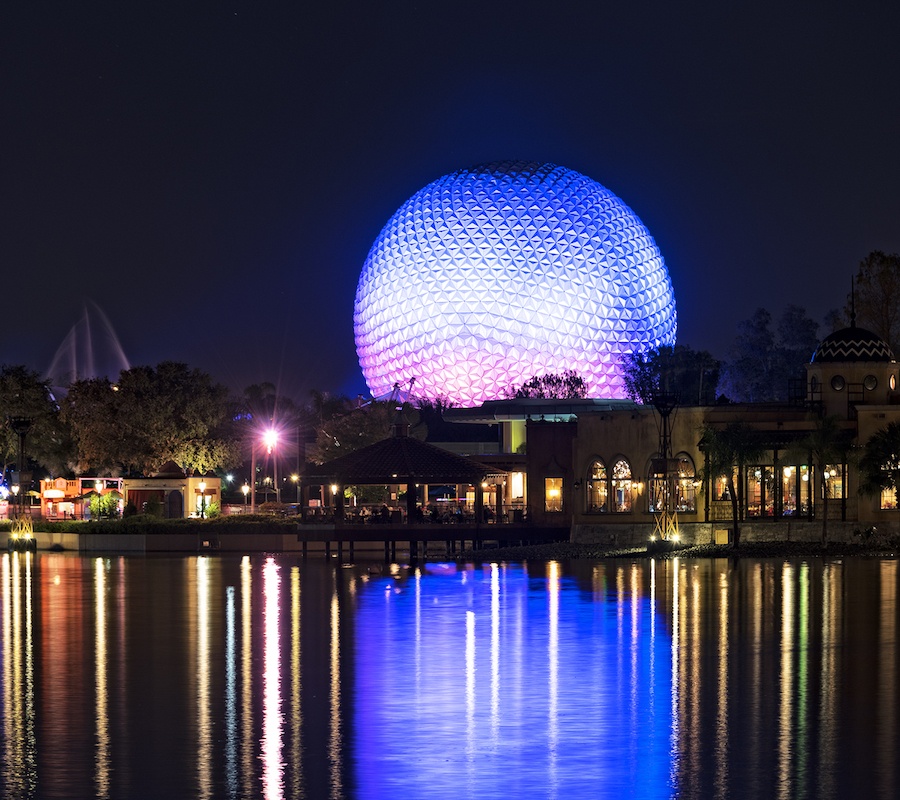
[
  {"xmin": 859, "ymin": 421, "xmax": 900, "ymax": 510},
  {"xmin": 700, "ymin": 422, "xmax": 766, "ymax": 549},
  {"xmin": 788, "ymin": 415, "xmax": 853, "ymax": 545}
]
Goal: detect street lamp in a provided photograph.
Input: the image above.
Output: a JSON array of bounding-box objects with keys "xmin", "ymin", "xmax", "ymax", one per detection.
[
  {"xmin": 198, "ymin": 480, "xmax": 207, "ymax": 519},
  {"xmin": 263, "ymin": 428, "xmax": 280, "ymax": 503},
  {"xmin": 241, "ymin": 483, "xmax": 249, "ymax": 512},
  {"xmin": 291, "ymin": 474, "xmax": 300, "ymax": 506},
  {"xmin": 94, "ymin": 480, "xmax": 103, "ymax": 520}
]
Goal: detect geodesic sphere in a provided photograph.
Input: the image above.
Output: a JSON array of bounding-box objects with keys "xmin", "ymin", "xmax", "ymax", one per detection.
[{"xmin": 354, "ymin": 161, "xmax": 677, "ymax": 406}]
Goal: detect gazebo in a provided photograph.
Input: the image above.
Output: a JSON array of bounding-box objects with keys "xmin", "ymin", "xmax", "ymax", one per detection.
[{"xmin": 305, "ymin": 418, "xmax": 506, "ymax": 524}]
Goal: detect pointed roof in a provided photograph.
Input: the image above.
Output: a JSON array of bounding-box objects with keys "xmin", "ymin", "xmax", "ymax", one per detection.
[{"xmin": 306, "ymin": 426, "xmax": 503, "ymax": 485}]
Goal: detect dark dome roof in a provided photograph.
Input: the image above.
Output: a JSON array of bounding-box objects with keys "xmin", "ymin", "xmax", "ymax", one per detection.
[{"xmin": 812, "ymin": 326, "xmax": 895, "ymax": 363}]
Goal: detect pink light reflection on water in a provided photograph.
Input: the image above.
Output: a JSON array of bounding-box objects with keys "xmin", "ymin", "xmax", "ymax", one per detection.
[{"xmin": 261, "ymin": 557, "xmax": 284, "ymax": 799}]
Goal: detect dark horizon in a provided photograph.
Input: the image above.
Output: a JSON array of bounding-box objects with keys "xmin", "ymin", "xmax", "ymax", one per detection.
[{"xmin": 6, "ymin": 1, "xmax": 900, "ymax": 401}]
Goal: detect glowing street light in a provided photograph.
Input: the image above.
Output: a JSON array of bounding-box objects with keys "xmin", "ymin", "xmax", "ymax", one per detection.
[
  {"xmin": 291, "ymin": 474, "xmax": 300, "ymax": 505},
  {"xmin": 263, "ymin": 429, "xmax": 278, "ymax": 452},
  {"xmin": 198, "ymin": 480, "xmax": 207, "ymax": 519},
  {"xmin": 94, "ymin": 480, "xmax": 103, "ymax": 520},
  {"xmin": 241, "ymin": 483, "xmax": 249, "ymax": 512},
  {"xmin": 263, "ymin": 428, "xmax": 280, "ymax": 503}
]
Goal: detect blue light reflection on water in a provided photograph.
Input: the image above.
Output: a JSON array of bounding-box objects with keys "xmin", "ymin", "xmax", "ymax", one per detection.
[{"xmin": 354, "ymin": 562, "xmax": 674, "ymax": 800}]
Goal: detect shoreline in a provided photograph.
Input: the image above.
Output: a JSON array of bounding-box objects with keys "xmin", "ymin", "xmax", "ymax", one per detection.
[{"xmin": 459, "ymin": 538, "xmax": 900, "ymax": 562}]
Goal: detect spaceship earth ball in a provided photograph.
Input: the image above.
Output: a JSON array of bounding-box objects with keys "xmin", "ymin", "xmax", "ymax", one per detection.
[{"xmin": 354, "ymin": 161, "xmax": 677, "ymax": 406}]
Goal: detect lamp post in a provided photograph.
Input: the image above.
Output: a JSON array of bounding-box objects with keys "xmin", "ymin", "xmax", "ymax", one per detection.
[
  {"xmin": 263, "ymin": 428, "xmax": 280, "ymax": 504},
  {"xmin": 198, "ymin": 480, "xmax": 207, "ymax": 519},
  {"xmin": 291, "ymin": 474, "xmax": 300, "ymax": 506},
  {"xmin": 241, "ymin": 483, "xmax": 249, "ymax": 512},
  {"xmin": 94, "ymin": 480, "xmax": 103, "ymax": 520}
]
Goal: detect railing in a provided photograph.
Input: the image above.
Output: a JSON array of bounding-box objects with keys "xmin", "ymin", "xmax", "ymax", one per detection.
[{"xmin": 222, "ymin": 503, "xmax": 530, "ymax": 525}]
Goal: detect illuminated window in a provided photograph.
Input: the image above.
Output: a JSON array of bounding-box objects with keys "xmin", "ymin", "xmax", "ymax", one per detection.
[
  {"xmin": 649, "ymin": 454, "xmax": 696, "ymax": 514},
  {"xmin": 823, "ymin": 464, "xmax": 845, "ymax": 500},
  {"xmin": 611, "ymin": 458, "xmax": 633, "ymax": 513},
  {"xmin": 714, "ymin": 472, "xmax": 734, "ymax": 501},
  {"xmin": 675, "ymin": 454, "xmax": 697, "ymax": 513},
  {"xmin": 544, "ymin": 478, "xmax": 563, "ymax": 513},
  {"xmin": 510, "ymin": 472, "xmax": 524, "ymax": 500},
  {"xmin": 781, "ymin": 465, "xmax": 798, "ymax": 515},
  {"xmin": 587, "ymin": 460, "xmax": 607, "ymax": 513},
  {"xmin": 881, "ymin": 486, "xmax": 897, "ymax": 510},
  {"xmin": 747, "ymin": 465, "xmax": 775, "ymax": 517}
]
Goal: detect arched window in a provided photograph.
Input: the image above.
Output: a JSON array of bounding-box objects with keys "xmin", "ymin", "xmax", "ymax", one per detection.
[
  {"xmin": 587, "ymin": 459, "xmax": 607, "ymax": 513},
  {"xmin": 675, "ymin": 453, "xmax": 697, "ymax": 513},
  {"xmin": 611, "ymin": 457, "xmax": 633, "ymax": 513}
]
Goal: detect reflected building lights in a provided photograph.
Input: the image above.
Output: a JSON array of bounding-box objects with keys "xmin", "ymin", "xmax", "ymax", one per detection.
[
  {"xmin": 465, "ymin": 608, "xmax": 475, "ymax": 772},
  {"xmin": 797, "ymin": 563, "xmax": 810, "ymax": 789},
  {"xmin": 196, "ymin": 557, "xmax": 212, "ymax": 800},
  {"xmin": 328, "ymin": 582, "xmax": 342, "ymax": 799},
  {"xmin": 714, "ymin": 569, "xmax": 728, "ymax": 800},
  {"xmin": 878, "ymin": 561, "xmax": 896, "ymax": 796},
  {"xmin": 819, "ymin": 561, "xmax": 840, "ymax": 797},
  {"xmin": 547, "ymin": 561, "xmax": 559, "ymax": 797},
  {"xmin": 261, "ymin": 558, "xmax": 284, "ymax": 800},
  {"xmin": 490, "ymin": 563, "xmax": 500, "ymax": 743},
  {"xmin": 686, "ymin": 566, "xmax": 702, "ymax": 798},
  {"xmin": 290, "ymin": 568, "xmax": 304, "ymax": 799},
  {"xmin": 669, "ymin": 558, "xmax": 681, "ymax": 790},
  {"xmin": 94, "ymin": 558, "xmax": 110, "ymax": 799},
  {"xmin": 241, "ymin": 557, "xmax": 253, "ymax": 798},
  {"xmin": 2, "ymin": 553, "xmax": 36, "ymax": 796},
  {"xmin": 630, "ymin": 564, "xmax": 640, "ymax": 726},
  {"xmin": 749, "ymin": 563, "xmax": 763, "ymax": 781},
  {"xmin": 225, "ymin": 585, "xmax": 237, "ymax": 796},
  {"xmin": 778, "ymin": 563, "xmax": 794, "ymax": 800}
]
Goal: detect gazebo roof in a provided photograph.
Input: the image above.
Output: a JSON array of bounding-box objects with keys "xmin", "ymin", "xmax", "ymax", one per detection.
[{"xmin": 307, "ymin": 426, "xmax": 503, "ymax": 485}]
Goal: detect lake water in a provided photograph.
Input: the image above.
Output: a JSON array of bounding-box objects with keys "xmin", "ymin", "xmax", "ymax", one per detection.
[{"xmin": 0, "ymin": 551, "xmax": 898, "ymax": 799}]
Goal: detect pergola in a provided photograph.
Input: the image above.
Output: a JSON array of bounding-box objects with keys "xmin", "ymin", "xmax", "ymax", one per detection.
[{"xmin": 305, "ymin": 421, "xmax": 506, "ymax": 524}]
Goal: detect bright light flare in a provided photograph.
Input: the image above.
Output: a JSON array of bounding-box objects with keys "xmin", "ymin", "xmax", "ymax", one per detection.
[{"xmin": 262, "ymin": 429, "xmax": 278, "ymax": 453}]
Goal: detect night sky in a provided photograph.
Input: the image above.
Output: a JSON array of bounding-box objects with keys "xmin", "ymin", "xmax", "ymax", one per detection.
[{"xmin": 6, "ymin": 1, "xmax": 900, "ymax": 402}]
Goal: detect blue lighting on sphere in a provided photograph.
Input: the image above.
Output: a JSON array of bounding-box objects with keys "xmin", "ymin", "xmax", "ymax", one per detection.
[{"xmin": 354, "ymin": 161, "xmax": 677, "ymax": 405}]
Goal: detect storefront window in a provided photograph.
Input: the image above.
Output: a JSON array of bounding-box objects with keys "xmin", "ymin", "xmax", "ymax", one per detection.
[
  {"xmin": 544, "ymin": 477, "xmax": 563, "ymax": 512},
  {"xmin": 587, "ymin": 460, "xmax": 607, "ymax": 513},
  {"xmin": 799, "ymin": 465, "xmax": 811, "ymax": 515},
  {"xmin": 781, "ymin": 465, "xmax": 798, "ymax": 515},
  {"xmin": 611, "ymin": 458, "xmax": 633, "ymax": 513},
  {"xmin": 824, "ymin": 464, "xmax": 845, "ymax": 500},
  {"xmin": 747, "ymin": 465, "xmax": 774, "ymax": 517},
  {"xmin": 714, "ymin": 472, "xmax": 734, "ymax": 502},
  {"xmin": 675, "ymin": 454, "xmax": 697, "ymax": 513}
]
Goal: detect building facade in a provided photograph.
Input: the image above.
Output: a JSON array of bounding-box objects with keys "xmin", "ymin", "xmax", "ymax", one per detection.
[{"xmin": 446, "ymin": 324, "xmax": 900, "ymax": 545}]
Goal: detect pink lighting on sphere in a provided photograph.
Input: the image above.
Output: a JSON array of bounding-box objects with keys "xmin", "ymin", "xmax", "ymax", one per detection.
[{"xmin": 354, "ymin": 161, "xmax": 677, "ymax": 406}]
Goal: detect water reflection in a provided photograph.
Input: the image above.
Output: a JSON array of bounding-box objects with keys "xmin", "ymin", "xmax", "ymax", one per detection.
[
  {"xmin": 0, "ymin": 554, "xmax": 898, "ymax": 798},
  {"xmin": 261, "ymin": 557, "xmax": 284, "ymax": 799},
  {"xmin": 355, "ymin": 561, "xmax": 672, "ymax": 799}
]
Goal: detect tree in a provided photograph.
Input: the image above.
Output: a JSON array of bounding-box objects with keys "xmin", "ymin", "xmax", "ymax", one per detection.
[
  {"xmin": 63, "ymin": 362, "xmax": 237, "ymax": 476},
  {"xmin": 308, "ymin": 400, "xmax": 424, "ymax": 464},
  {"xmin": 775, "ymin": 305, "xmax": 820, "ymax": 390},
  {"xmin": 506, "ymin": 370, "xmax": 587, "ymax": 399},
  {"xmin": 787, "ymin": 415, "xmax": 853, "ymax": 545},
  {"xmin": 60, "ymin": 377, "xmax": 123, "ymax": 474},
  {"xmin": 851, "ymin": 251, "xmax": 900, "ymax": 354},
  {"xmin": 699, "ymin": 422, "xmax": 766, "ymax": 549},
  {"xmin": 858, "ymin": 421, "xmax": 900, "ymax": 506},
  {"xmin": 719, "ymin": 306, "xmax": 819, "ymax": 402},
  {"xmin": 621, "ymin": 345, "xmax": 720, "ymax": 406},
  {"xmin": 0, "ymin": 364, "xmax": 70, "ymax": 479}
]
